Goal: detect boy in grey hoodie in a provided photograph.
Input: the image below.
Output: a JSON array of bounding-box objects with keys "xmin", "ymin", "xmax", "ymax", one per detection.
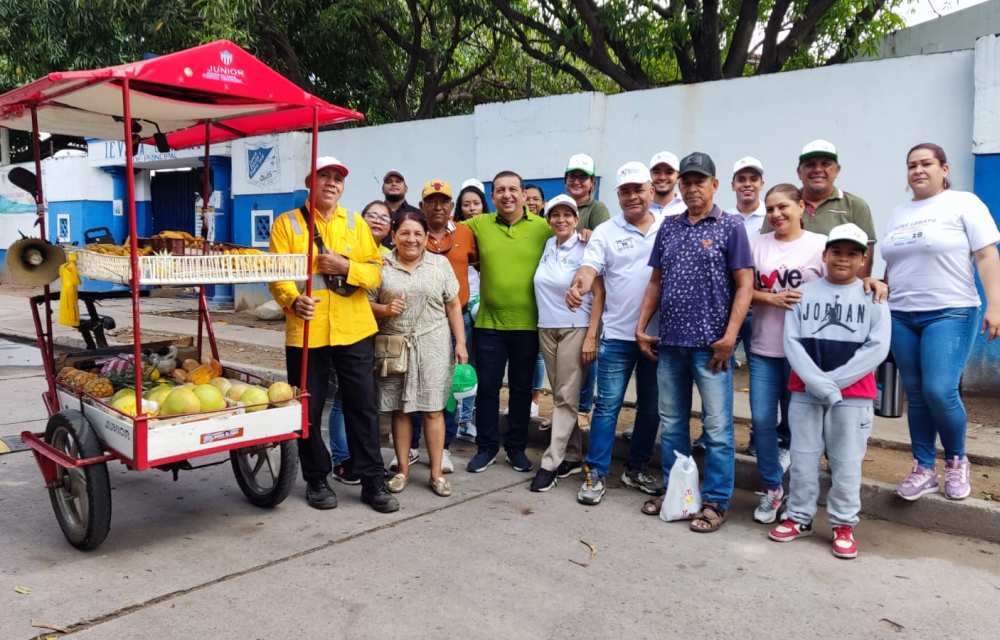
[{"xmin": 768, "ymin": 223, "xmax": 890, "ymax": 559}]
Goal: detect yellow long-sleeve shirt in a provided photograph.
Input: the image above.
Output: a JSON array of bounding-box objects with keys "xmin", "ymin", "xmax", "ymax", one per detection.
[{"xmin": 269, "ymin": 205, "xmax": 382, "ymax": 348}]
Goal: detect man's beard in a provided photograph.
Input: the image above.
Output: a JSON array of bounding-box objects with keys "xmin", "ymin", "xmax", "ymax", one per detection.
[
  {"xmin": 384, "ymin": 192, "xmax": 404, "ymax": 204},
  {"xmin": 654, "ymin": 186, "xmax": 673, "ymax": 196}
]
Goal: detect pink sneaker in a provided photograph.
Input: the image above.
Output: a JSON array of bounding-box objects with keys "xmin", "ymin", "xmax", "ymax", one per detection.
[
  {"xmin": 896, "ymin": 461, "xmax": 938, "ymax": 501},
  {"xmin": 831, "ymin": 525, "xmax": 858, "ymax": 559},
  {"xmin": 943, "ymin": 456, "xmax": 971, "ymax": 500}
]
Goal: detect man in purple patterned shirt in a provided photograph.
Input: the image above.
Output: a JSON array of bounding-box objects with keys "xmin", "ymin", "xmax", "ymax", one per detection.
[{"xmin": 634, "ymin": 151, "xmax": 754, "ymax": 533}]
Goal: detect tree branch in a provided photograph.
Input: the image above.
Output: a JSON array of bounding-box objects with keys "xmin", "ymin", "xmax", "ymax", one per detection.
[
  {"xmin": 723, "ymin": 0, "xmax": 761, "ymax": 78},
  {"xmin": 826, "ymin": 0, "xmax": 889, "ymax": 65},
  {"xmin": 759, "ymin": 0, "xmax": 793, "ymax": 72}
]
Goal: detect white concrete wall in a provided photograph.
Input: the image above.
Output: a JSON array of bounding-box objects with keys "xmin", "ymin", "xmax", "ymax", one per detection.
[
  {"xmin": 228, "ymin": 48, "xmax": 976, "ymax": 278},
  {"xmin": 42, "ymin": 154, "xmax": 114, "ymax": 201}
]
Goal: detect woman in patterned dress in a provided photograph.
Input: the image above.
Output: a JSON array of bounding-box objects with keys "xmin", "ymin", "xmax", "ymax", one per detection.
[{"xmin": 371, "ymin": 212, "xmax": 469, "ymax": 497}]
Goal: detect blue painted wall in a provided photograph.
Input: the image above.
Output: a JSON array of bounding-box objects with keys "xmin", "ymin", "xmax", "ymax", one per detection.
[
  {"xmin": 231, "ymin": 190, "xmax": 308, "ymax": 246},
  {"xmin": 970, "ymin": 153, "xmax": 1000, "ymax": 393}
]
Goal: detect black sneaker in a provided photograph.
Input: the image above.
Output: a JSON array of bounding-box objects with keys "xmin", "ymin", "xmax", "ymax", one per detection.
[
  {"xmin": 466, "ymin": 448, "xmax": 499, "ymax": 473},
  {"xmin": 331, "ymin": 461, "xmax": 361, "ymax": 485},
  {"xmin": 305, "ymin": 480, "xmax": 338, "ymax": 510},
  {"xmin": 361, "ymin": 479, "xmax": 400, "ymax": 513},
  {"xmin": 505, "ymin": 449, "xmax": 534, "ymax": 473},
  {"xmin": 555, "ymin": 459, "xmax": 583, "ymax": 478},
  {"xmin": 530, "ymin": 468, "xmax": 557, "ymax": 492},
  {"xmin": 620, "ymin": 468, "xmax": 665, "ymax": 496}
]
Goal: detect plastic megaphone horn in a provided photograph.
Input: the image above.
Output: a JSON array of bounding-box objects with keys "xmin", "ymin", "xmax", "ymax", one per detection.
[{"xmin": 5, "ymin": 234, "xmax": 66, "ymax": 286}]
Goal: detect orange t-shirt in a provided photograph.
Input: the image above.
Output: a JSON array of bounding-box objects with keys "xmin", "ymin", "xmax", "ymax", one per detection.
[{"xmin": 426, "ymin": 224, "xmax": 478, "ymax": 307}]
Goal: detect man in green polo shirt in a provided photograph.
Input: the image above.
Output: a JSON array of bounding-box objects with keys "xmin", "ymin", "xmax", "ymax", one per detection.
[
  {"xmin": 763, "ymin": 139, "xmax": 877, "ymax": 275},
  {"xmin": 462, "ymin": 170, "xmax": 553, "ymax": 473}
]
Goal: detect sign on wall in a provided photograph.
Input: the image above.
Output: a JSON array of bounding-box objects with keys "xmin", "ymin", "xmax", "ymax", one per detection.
[{"xmin": 247, "ymin": 142, "xmax": 280, "ymax": 189}]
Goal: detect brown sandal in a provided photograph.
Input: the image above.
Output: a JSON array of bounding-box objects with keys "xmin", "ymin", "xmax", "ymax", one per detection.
[
  {"xmin": 689, "ymin": 503, "xmax": 726, "ymax": 533},
  {"xmin": 641, "ymin": 495, "xmax": 664, "ymax": 516}
]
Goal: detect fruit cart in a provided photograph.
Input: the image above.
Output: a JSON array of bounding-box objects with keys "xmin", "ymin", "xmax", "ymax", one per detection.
[{"xmin": 0, "ymin": 41, "xmax": 363, "ymax": 549}]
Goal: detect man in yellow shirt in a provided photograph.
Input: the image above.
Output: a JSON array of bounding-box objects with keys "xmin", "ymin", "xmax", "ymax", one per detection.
[{"xmin": 269, "ymin": 156, "xmax": 398, "ymax": 513}]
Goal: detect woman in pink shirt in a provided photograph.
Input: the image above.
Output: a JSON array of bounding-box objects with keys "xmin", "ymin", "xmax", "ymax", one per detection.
[{"xmin": 748, "ymin": 184, "xmax": 827, "ymax": 524}]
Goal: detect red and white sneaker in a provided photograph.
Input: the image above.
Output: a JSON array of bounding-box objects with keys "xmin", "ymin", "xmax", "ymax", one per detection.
[
  {"xmin": 831, "ymin": 525, "xmax": 858, "ymax": 559},
  {"xmin": 768, "ymin": 518, "xmax": 813, "ymax": 542}
]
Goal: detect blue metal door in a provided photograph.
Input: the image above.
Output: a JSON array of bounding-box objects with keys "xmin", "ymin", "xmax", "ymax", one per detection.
[{"xmin": 150, "ymin": 170, "xmax": 200, "ymax": 235}]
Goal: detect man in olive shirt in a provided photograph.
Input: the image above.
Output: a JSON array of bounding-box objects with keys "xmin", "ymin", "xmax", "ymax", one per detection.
[
  {"xmin": 762, "ymin": 139, "xmax": 877, "ymax": 275},
  {"xmin": 462, "ymin": 170, "xmax": 553, "ymax": 473},
  {"xmin": 565, "ymin": 153, "xmax": 611, "ymax": 232}
]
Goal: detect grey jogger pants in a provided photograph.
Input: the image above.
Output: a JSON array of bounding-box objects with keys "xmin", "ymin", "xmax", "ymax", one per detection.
[{"xmin": 786, "ymin": 393, "xmax": 873, "ymax": 527}]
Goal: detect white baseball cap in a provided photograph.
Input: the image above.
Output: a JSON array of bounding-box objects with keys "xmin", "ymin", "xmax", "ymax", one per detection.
[
  {"xmin": 616, "ymin": 161, "xmax": 651, "ymax": 187},
  {"xmin": 565, "ymin": 153, "xmax": 596, "ymax": 176},
  {"xmin": 826, "ymin": 223, "xmax": 869, "ymax": 250},
  {"xmin": 460, "ymin": 178, "xmax": 486, "ymax": 194},
  {"xmin": 732, "ymin": 156, "xmax": 764, "ymax": 176},
  {"xmin": 543, "ymin": 194, "xmax": 579, "ymax": 218},
  {"xmin": 313, "ymin": 156, "xmax": 349, "ymax": 177},
  {"xmin": 649, "ymin": 151, "xmax": 680, "ymax": 171},
  {"xmin": 799, "ymin": 139, "xmax": 838, "ymax": 163}
]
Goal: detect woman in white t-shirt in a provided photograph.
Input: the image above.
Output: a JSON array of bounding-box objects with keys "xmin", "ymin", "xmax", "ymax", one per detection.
[
  {"xmin": 884, "ymin": 143, "xmax": 1000, "ymax": 502},
  {"xmin": 528, "ymin": 195, "xmax": 604, "ymax": 493},
  {"xmin": 747, "ymin": 184, "xmax": 827, "ymax": 524}
]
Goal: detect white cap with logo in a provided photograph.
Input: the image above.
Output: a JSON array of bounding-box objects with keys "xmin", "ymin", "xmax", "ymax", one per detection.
[
  {"xmin": 732, "ymin": 156, "xmax": 764, "ymax": 176},
  {"xmin": 799, "ymin": 139, "xmax": 838, "ymax": 163},
  {"xmin": 649, "ymin": 151, "xmax": 680, "ymax": 171},
  {"xmin": 616, "ymin": 161, "xmax": 651, "ymax": 187},
  {"xmin": 826, "ymin": 223, "xmax": 869, "ymax": 250},
  {"xmin": 460, "ymin": 178, "xmax": 486, "ymax": 194},
  {"xmin": 566, "ymin": 153, "xmax": 596, "ymax": 176},
  {"xmin": 313, "ymin": 156, "xmax": 349, "ymax": 177},
  {"xmin": 544, "ymin": 194, "xmax": 579, "ymax": 218}
]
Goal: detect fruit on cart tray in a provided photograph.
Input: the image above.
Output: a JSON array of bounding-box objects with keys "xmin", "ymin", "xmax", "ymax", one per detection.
[
  {"xmin": 209, "ymin": 377, "xmax": 232, "ymax": 396},
  {"xmin": 110, "ymin": 390, "xmax": 137, "ymax": 416},
  {"xmin": 267, "ymin": 382, "xmax": 294, "ymax": 405},
  {"xmin": 144, "ymin": 383, "xmax": 174, "ymax": 405},
  {"xmin": 226, "ymin": 381, "xmax": 249, "ymax": 401},
  {"xmin": 240, "ymin": 386, "xmax": 269, "ymax": 412},
  {"xmin": 160, "ymin": 387, "xmax": 202, "ymax": 416},
  {"xmin": 181, "ymin": 358, "xmax": 200, "ymax": 372},
  {"xmin": 84, "ymin": 377, "xmax": 114, "ymax": 398},
  {"xmin": 192, "ymin": 384, "xmax": 226, "ymax": 411},
  {"xmin": 172, "ymin": 368, "xmax": 188, "ymax": 383},
  {"xmin": 189, "ymin": 364, "xmax": 214, "ymax": 385}
]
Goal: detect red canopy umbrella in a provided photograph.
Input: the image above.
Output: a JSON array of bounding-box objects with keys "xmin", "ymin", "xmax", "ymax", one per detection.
[{"xmin": 0, "ymin": 39, "xmax": 363, "ymax": 145}]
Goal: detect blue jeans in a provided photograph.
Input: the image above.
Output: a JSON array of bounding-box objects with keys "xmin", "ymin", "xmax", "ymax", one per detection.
[
  {"xmin": 890, "ymin": 307, "xmax": 980, "ymax": 468},
  {"xmin": 532, "ymin": 353, "xmax": 546, "ymax": 390},
  {"xmin": 583, "ymin": 339, "xmax": 658, "ymax": 477},
  {"xmin": 658, "ymin": 346, "xmax": 735, "ymax": 510},
  {"xmin": 475, "ymin": 329, "xmax": 538, "ymax": 453},
  {"xmin": 578, "ymin": 360, "xmax": 596, "ymax": 412},
  {"xmin": 327, "ymin": 397, "xmax": 349, "ymax": 465},
  {"xmin": 748, "ymin": 353, "xmax": 791, "ymax": 489}
]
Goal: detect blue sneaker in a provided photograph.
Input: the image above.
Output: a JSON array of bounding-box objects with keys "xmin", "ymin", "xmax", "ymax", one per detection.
[
  {"xmin": 505, "ymin": 449, "xmax": 533, "ymax": 473},
  {"xmin": 466, "ymin": 448, "xmax": 498, "ymax": 473}
]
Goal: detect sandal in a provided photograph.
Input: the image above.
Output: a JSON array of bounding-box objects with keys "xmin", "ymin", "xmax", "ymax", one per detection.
[
  {"xmin": 641, "ymin": 495, "xmax": 664, "ymax": 516},
  {"xmin": 430, "ymin": 476, "xmax": 452, "ymax": 497},
  {"xmin": 689, "ymin": 503, "xmax": 726, "ymax": 533}
]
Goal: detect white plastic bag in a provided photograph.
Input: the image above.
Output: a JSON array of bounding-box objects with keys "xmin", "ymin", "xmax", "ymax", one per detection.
[{"xmin": 660, "ymin": 451, "xmax": 702, "ymax": 522}]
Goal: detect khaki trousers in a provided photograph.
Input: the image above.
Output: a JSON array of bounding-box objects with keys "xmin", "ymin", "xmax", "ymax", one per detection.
[{"xmin": 538, "ymin": 328, "xmax": 586, "ymax": 471}]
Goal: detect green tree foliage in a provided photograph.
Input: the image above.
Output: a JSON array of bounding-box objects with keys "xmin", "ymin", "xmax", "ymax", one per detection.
[{"xmin": 493, "ymin": 0, "xmax": 910, "ymax": 89}]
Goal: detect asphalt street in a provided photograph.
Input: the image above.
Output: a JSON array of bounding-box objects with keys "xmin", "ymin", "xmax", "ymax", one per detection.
[{"xmin": 2, "ymin": 342, "xmax": 999, "ymax": 639}]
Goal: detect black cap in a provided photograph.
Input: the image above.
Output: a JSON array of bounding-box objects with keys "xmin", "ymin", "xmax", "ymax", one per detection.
[{"xmin": 678, "ymin": 152, "xmax": 716, "ymax": 178}]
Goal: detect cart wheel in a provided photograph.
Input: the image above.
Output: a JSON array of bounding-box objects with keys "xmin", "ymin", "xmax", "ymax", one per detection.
[
  {"xmin": 230, "ymin": 440, "xmax": 298, "ymax": 508},
  {"xmin": 43, "ymin": 410, "xmax": 112, "ymax": 551}
]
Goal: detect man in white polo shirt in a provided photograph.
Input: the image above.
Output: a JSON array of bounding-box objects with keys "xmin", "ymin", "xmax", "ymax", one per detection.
[
  {"xmin": 731, "ymin": 156, "xmax": 766, "ymax": 237},
  {"xmin": 565, "ymin": 161, "xmax": 665, "ymax": 505},
  {"xmin": 649, "ymin": 151, "xmax": 686, "ymax": 217}
]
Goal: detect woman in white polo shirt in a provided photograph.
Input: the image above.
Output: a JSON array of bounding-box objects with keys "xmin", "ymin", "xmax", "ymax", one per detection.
[
  {"xmin": 884, "ymin": 143, "xmax": 1000, "ymax": 502},
  {"xmin": 529, "ymin": 195, "xmax": 604, "ymax": 493}
]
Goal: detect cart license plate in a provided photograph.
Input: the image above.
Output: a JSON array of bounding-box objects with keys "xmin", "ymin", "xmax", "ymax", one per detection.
[{"xmin": 200, "ymin": 427, "xmax": 244, "ymax": 445}]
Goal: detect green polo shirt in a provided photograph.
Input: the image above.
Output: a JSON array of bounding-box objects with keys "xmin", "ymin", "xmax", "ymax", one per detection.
[
  {"xmin": 761, "ymin": 188, "xmax": 877, "ymax": 241},
  {"xmin": 576, "ymin": 198, "xmax": 611, "ymax": 231},
  {"xmin": 463, "ymin": 211, "xmax": 553, "ymax": 330}
]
